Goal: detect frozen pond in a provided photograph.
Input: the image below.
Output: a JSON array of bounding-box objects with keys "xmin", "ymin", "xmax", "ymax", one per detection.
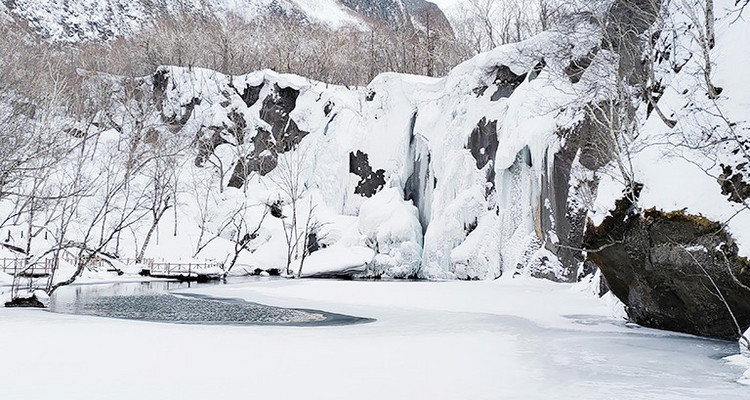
[
  {"xmin": 48, "ymin": 280, "xmax": 374, "ymax": 326},
  {"xmin": 2, "ymin": 279, "xmax": 748, "ymax": 399}
]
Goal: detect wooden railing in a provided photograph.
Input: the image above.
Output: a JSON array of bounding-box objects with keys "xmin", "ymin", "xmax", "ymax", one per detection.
[
  {"xmin": 0, "ymin": 258, "xmax": 54, "ymax": 277},
  {"xmin": 148, "ymin": 262, "xmax": 224, "ymax": 277},
  {"xmin": 1, "ymin": 256, "xmax": 224, "ymax": 279}
]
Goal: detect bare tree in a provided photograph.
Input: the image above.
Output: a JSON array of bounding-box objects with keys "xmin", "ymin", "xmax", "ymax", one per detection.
[
  {"xmin": 267, "ymin": 148, "xmax": 316, "ymax": 276},
  {"xmin": 225, "ymin": 202, "xmax": 269, "ymax": 275}
]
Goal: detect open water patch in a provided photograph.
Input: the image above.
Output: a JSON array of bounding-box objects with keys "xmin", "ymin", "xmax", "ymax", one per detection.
[{"xmin": 49, "ymin": 280, "xmax": 373, "ymax": 326}]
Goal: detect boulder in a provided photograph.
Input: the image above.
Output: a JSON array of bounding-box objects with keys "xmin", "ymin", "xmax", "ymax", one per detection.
[{"xmin": 585, "ymin": 193, "xmax": 750, "ymax": 340}]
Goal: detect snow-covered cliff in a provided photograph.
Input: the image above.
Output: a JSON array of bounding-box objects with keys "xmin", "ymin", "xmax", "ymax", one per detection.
[{"xmin": 104, "ymin": 12, "xmax": 607, "ymax": 281}]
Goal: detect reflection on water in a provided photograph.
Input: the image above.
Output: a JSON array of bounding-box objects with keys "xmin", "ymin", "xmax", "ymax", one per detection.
[{"xmin": 49, "ymin": 279, "xmax": 373, "ymax": 326}]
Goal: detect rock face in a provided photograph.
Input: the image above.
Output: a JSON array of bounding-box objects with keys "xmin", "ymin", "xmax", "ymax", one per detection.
[
  {"xmin": 585, "ymin": 192, "xmax": 750, "ymax": 340},
  {"xmin": 402, "ymin": 0, "xmax": 453, "ymax": 36},
  {"xmin": 340, "ymin": 0, "xmax": 409, "ymax": 28}
]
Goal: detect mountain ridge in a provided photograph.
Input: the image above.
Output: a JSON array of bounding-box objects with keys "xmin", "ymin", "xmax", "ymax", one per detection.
[{"xmin": 2, "ymin": 0, "xmax": 452, "ymax": 42}]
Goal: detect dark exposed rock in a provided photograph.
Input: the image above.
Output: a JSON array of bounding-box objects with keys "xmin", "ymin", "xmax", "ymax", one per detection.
[
  {"xmin": 227, "ymin": 128, "xmax": 278, "ymax": 188},
  {"xmin": 324, "ymin": 101, "xmax": 334, "ymax": 117},
  {"xmin": 585, "ymin": 194, "xmax": 750, "ymax": 340},
  {"xmin": 153, "ymin": 69, "xmax": 170, "ymax": 111},
  {"xmin": 464, "ymin": 219, "xmax": 478, "ymax": 236},
  {"xmin": 5, "ymin": 294, "xmax": 45, "ymax": 308},
  {"xmin": 490, "ymin": 66, "xmax": 527, "ymax": 101},
  {"xmin": 269, "ymin": 200, "xmax": 284, "ymax": 219},
  {"xmin": 719, "ymin": 164, "xmax": 750, "ymax": 203},
  {"xmin": 238, "ymin": 83, "xmax": 263, "ymax": 108},
  {"xmin": 195, "ymin": 127, "xmax": 229, "ymax": 167},
  {"xmin": 467, "ymin": 118, "xmax": 499, "ymax": 197},
  {"xmin": 227, "ymin": 84, "xmax": 310, "ymax": 188},
  {"xmin": 227, "ymin": 110, "xmax": 247, "ymax": 142},
  {"xmin": 467, "ymin": 118, "xmax": 498, "ymax": 170},
  {"xmin": 565, "ymin": 49, "xmax": 598, "ymax": 84},
  {"xmin": 473, "ymin": 86, "xmax": 489, "ymax": 97},
  {"xmin": 260, "ymin": 84, "xmax": 298, "ymax": 132},
  {"xmin": 163, "ymin": 97, "xmax": 202, "ymax": 130},
  {"xmin": 528, "ymin": 59, "xmax": 546, "ymax": 82},
  {"xmin": 306, "ymin": 231, "xmax": 320, "ymax": 255},
  {"xmin": 259, "ymin": 84, "xmax": 309, "ymax": 151},
  {"xmin": 365, "ymin": 90, "xmax": 376, "ymax": 102},
  {"xmin": 605, "ymin": 0, "xmax": 663, "ymax": 85},
  {"xmin": 350, "ymin": 150, "xmax": 386, "ymax": 198}
]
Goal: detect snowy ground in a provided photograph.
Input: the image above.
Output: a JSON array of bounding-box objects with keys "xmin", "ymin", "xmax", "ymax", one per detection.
[{"xmin": 1, "ymin": 278, "xmax": 748, "ymax": 399}]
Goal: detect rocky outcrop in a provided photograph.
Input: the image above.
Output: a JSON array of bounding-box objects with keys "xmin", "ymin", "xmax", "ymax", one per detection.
[
  {"xmin": 538, "ymin": 111, "xmax": 610, "ymax": 282},
  {"xmin": 402, "ymin": 0, "xmax": 453, "ymax": 37},
  {"xmin": 585, "ymin": 192, "xmax": 750, "ymax": 340},
  {"xmin": 719, "ymin": 164, "xmax": 750, "ymax": 204},
  {"xmin": 350, "ymin": 150, "xmax": 386, "ymax": 198}
]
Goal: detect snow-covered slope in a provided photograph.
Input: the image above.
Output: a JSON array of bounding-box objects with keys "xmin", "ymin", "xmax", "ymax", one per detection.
[
  {"xmin": 2, "ymin": 0, "xmax": 364, "ymax": 41},
  {"xmin": 2, "ymin": 0, "xmax": 451, "ymax": 42}
]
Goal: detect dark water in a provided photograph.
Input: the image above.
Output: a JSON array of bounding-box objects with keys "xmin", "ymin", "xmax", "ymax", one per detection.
[{"xmin": 49, "ymin": 279, "xmax": 374, "ymax": 326}]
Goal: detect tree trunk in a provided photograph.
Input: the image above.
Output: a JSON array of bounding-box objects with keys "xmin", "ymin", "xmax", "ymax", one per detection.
[
  {"xmin": 136, "ymin": 207, "xmax": 170, "ymax": 263},
  {"xmin": 705, "ymin": 0, "xmax": 715, "ymax": 49},
  {"xmin": 48, "ymin": 252, "xmax": 89, "ymax": 295}
]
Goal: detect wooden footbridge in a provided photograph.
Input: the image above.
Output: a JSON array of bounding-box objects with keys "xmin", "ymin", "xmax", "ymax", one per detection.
[
  {"xmin": 139, "ymin": 260, "xmax": 225, "ymax": 281},
  {"xmin": 1, "ymin": 257, "xmax": 225, "ymax": 282}
]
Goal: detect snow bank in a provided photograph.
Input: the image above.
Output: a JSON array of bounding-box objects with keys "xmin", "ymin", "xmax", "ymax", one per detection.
[
  {"xmin": 725, "ymin": 328, "xmax": 750, "ymax": 386},
  {"xmin": 358, "ymin": 187, "xmax": 422, "ymax": 278},
  {"xmin": 299, "ymin": 245, "xmax": 374, "ymax": 277}
]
